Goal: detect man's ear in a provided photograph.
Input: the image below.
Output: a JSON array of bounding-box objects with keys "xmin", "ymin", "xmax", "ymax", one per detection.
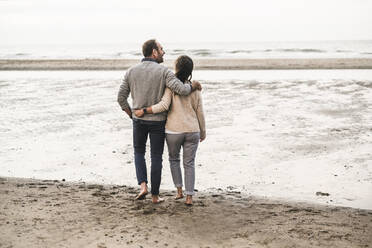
[{"xmin": 152, "ymin": 48, "xmax": 158, "ymax": 57}]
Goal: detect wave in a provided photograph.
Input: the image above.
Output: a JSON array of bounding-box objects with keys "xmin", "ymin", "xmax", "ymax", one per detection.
[
  {"xmin": 163, "ymin": 48, "xmax": 328, "ymax": 57},
  {"xmin": 355, "ymin": 81, "xmax": 372, "ymax": 88},
  {"xmin": 2, "ymin": 45, "xmax": 372, "ymax": 59},
  {"xmin": 336, "ymin": 50, "xmax": 352, "ymax": 53},
  {"xmin": 274, "ymin": 48, "xmax": 326, "ymax": 53},
  {"xmin": 229, "ymin": 50, "xmax": 252, "ymax": 54},
  {"xmin": 15, "ymin": 53, "xmax": 30, "ymax": 56},
  {"xmin": 189, "ymin": 49, "xmax": 214, "ymax": 56}
]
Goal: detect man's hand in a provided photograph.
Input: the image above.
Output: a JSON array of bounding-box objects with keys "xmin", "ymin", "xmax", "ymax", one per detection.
[
  {"xmin": 200, "ymin": 136, "xmax": 206, "ymax": 142},
  {"xmin": 191, "ymin": 81, "xmax": 202, "ymax": 91},
  {"xmin": 124, "ymin": 108, "xmax": 132, "ymax": 119},
  {"xmin": 134, "ymin": 109, "xmax": 145, "ymax": 117}
]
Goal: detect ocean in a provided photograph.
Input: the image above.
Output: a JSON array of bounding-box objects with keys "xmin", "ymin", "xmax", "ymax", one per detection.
[{"xmin": 1, "ymin": 40, "xmax": 372, "ymax": 60}]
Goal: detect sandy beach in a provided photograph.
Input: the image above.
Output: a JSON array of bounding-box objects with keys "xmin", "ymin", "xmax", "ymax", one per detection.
[
  {"xmin": 1, "ymin": 177, "xmax": 371, "ymax": 248},
  {"xmin": 1, "ymin": 58, "xmax": 372, "ymax": 70}
]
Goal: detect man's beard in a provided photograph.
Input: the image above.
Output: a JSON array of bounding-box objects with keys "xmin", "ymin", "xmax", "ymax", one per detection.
[{"xmin": 156, "ymin": 56, "xmax": 163, "ymax": 63}]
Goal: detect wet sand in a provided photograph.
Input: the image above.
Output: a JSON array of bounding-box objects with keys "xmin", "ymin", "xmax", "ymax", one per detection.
[
  {"xmin": 1, "ymin": 177, "xmax": 371, "ymax": 248},
  {"xmin": 1, "ymin": 58, "xmax": 372, "ymax": 70}
]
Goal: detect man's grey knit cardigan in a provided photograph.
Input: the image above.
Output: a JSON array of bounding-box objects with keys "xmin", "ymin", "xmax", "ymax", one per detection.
[{"xmin": 117, "ymin": 59, "xmax": 192, "ymax": 121}]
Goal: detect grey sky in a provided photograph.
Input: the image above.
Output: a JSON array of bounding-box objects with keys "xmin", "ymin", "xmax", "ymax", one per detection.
[{"xmin": 1, "ymin": 0, "xmax": 372, "ymax": 45}]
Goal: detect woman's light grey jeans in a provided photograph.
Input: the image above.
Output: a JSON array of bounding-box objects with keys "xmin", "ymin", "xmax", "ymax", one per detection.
[{"xmin": 166, "ymin": 132, "xmax": 200, "ymax": 196}]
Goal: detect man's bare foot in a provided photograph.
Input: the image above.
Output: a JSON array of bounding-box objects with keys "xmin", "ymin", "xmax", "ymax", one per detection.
[
  {"xmin": 135, "ymin": 189, "xmax": 148, "ymax": 200},
  {"xmin": 152, "ymin": 195, "xmax": 165, "ymax": 204},
  {"xmin": 135, "ymin": 182, "xmax": 148, "ymax": 200},
  {"xmin": 185, "ymin": 195, "xmax": 193, "ymax": 206},
  {"xmin": 175, "ymin": 187, "xmax": 183, "ymax": 200}
]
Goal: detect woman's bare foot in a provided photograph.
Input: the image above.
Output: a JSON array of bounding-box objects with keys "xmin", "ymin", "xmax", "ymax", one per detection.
[
  {"xmin": 175, "ymin": 187, "xmax": 184, "ymax": 200},
  {"xmin": 185, "ymin": 195, "xmax": 193, "ymax": 206},
  {"xmin": 152, "ymin": 195, "xmax": 165, "ymax": 204}
]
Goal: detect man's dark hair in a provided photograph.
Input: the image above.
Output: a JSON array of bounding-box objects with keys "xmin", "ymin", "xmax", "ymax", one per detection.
[{"xmin": 142, "ymin": 39, "xmax": 158, "ymax": 57}]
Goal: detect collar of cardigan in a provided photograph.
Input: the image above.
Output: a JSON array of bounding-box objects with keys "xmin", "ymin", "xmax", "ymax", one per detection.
[{"xmin": 141, "ymin": 57, "xmax": 158, "ymax": 63}]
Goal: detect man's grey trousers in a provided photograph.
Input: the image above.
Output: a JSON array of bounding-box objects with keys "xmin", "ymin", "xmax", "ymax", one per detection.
[{"xmin": 166, "ymin": 132, "xmax": 200, "ymax": 196}]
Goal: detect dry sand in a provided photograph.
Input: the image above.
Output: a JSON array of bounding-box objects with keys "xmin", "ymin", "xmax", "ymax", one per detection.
[
  {"xmin": 1, "ymin": 58, "xmax": 372, "ymax": 70},
  {"xmin": 1, "ymin": 177, "xmax": 371, "ymax": 248}
]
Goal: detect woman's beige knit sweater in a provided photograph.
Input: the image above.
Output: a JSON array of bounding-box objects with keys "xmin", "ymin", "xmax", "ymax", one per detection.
[{"xmin": 151, "ymin": 87, "xmax": 206, "ymax": 139}]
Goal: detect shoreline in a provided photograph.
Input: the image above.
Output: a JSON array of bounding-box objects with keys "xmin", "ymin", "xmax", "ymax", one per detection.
[
  {"xmin": 1, "ymin": 58, "xmax": 372, "ymax": 70},
  {"xmin": 1, "ymin": 176, "xmax": 371, "ymax": 247}
]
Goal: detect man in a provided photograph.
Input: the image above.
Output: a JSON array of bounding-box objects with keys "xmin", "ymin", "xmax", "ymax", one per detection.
[{"xmin": 117, "ymin": 39, "xmax": 201, "ymax": 203}]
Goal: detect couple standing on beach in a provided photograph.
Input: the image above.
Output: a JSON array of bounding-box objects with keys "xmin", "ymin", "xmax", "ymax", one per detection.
[{"xmin": 117, "ymin": 39, "xmax": 206, "ymax": 205}]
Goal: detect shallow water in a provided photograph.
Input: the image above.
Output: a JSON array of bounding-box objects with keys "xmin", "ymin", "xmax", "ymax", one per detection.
[{"xmin": 1, "ymin": 70, "xmax": 372, "ymax": 209}]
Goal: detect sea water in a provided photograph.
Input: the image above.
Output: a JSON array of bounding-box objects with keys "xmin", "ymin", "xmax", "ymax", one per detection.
[
  {"xmin": 1, "ymin": 40, "xmax": 372, "ymax": 59},
  {"xmin": 1, "ymin": 70, "xmax": 371, "ymax": 209}
]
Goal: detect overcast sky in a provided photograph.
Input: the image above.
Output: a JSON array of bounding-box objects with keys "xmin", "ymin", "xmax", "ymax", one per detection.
[{"xmin": 1, "ymin": 0, "xmax": 372, "ymax": 45}]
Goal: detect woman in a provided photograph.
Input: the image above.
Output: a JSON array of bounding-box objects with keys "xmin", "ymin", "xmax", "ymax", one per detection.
[{"xmin": 134, "ymin": 55, "xmax": 206, "ymax": 205}]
